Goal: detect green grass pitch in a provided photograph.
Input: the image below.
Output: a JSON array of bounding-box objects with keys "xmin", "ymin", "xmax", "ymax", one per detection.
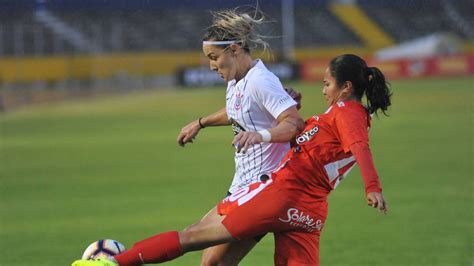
[{"xmin": 0, "ymin": 77, "xmax": 472, "ymax": 265}]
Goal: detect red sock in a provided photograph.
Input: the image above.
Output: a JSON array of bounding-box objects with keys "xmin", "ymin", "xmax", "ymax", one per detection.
[{"xmin": 114, "ymin": 231, "xmax": 183, "ymax": 266}]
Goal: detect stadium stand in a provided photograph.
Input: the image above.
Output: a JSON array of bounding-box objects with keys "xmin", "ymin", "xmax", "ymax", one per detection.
[
  {"xmin": 294, "ymin": 5, "xmax": 362, "ymax": 47},
  {"xmin": 0, "ymin": 2, "xmax": 363, "ymax": 56},
  {"xmin": 1, "ymin": 0, "xmax": 472, "ymax": 57},
  {"xmin": 358, "ymin": 0, "xmax": 474, "ymax": 42},
  {"xmin": 0, "ymin": 10, "xmax": 77, "ymax": 55},
  {"xmin": 1, "ymin": 0, "xmax": 473, "ymax": 110}
]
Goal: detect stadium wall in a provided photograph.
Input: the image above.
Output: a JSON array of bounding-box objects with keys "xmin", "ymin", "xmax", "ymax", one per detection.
[
  {"xmin": 0, "ymin": 46, "xmax": 379, "ymax": 83},
  {"xmin": 301, "ymin": 54, "xmax": 474, "ymax": 81},
  {"xmin": 1, "ymin": 44, "xmax": 473, "ymax": 83},
  {"xmin": 0, "ymin": 51, "xmax": 201, "ymax": 82}
]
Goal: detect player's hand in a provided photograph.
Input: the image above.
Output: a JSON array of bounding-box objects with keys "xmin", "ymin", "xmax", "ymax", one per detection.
[
  {"xmin": 232, "ymin": 131, "xmax": 263, "ymax": 153},
  {"xmin": 177, "ymin": 120, "xmax": 202, "ymax": 147},
  {"xmin": 366, "ymin": 192, "xmax": 388, "ymax": 214},
  {"xmin": 285, "ymin": 87, "xmax": 302, "ymax": 110}
]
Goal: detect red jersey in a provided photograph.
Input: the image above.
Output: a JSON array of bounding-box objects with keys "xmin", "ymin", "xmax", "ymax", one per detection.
[{"xmin": 273, "ymin": 100, "xmax": 371, "ymax": 197}]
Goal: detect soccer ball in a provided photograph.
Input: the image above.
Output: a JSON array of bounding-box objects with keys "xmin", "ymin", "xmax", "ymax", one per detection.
[{"xmin": 81, "ymin": 239, "xmax": 126, "ymax": 259}]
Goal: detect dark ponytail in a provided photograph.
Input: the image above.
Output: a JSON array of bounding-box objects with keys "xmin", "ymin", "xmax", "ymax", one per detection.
[
  {"xmin": 365, "ymin": 66, "xmax": 391, "ymax": 116},
  {"xmin": 329, "ymin": 54, "xmax": 392, "ymax": 116}
]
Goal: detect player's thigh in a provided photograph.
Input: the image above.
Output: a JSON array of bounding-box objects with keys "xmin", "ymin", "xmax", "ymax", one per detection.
[
  {"xmin": 274, "ymin": 231, "xmax": 320, "ymax": 266},
  {"xmin": 201, "ymin": 238, "xmax": 258, "ymax": 266},
  {"xmin": 181, "ymin": 206, "xmax": 233, "ymax": 251},
  {"xmin": 185, "ymin": 206, "xmax": 222, "ymax": 231}
]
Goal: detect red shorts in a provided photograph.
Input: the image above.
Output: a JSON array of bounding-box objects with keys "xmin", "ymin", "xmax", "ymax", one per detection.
[{"xmin": 218, "ymin": 178, "xmax": 328, "ymax": 265}]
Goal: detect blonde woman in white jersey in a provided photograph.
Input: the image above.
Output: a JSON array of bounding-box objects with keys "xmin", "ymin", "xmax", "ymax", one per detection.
[{"xmin": 176, "ymin": 9, "xmax": 305, "ymax": 266}]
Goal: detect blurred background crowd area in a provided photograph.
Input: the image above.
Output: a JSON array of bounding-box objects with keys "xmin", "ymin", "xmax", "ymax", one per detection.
[{"xmin": 0, "ymin": 0, "xmax": 473, "ymax": 110}]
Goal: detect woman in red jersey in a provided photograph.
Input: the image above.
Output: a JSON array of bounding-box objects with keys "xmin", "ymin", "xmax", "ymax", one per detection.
[{"xmin": 73, "ymin": 54, "xmax": 391, "ymax": 266}]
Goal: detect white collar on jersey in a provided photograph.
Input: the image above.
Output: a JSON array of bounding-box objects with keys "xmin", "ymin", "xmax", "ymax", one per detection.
[{"xmin": 228, "ymin": 59, "xmax": 265, "ymax": 86}]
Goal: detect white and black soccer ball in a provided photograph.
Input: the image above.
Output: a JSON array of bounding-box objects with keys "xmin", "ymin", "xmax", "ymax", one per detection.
[{"xmin": 81, "ymin": 239, "xmax": 126, "ymax": 259}]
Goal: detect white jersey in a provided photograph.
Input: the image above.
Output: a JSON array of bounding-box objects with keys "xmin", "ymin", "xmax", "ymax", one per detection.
[{"xmin": 225, "ymin": 59, "xmax": 297, "ymax": 193}]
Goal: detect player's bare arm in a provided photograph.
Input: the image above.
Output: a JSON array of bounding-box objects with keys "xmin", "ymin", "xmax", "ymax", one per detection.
[
  {"xmin": 232, "ymin": 106, "xmax": 304, "ymax": 153},
  {"xmin": 177, "ymin": 107, "xmax": 230, "ymax": 147}
]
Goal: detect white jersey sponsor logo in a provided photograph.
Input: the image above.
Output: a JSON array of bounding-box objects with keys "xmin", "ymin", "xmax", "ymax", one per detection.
[
  {"xmin": 279, "ymin": 208, "xmax": 323, "ymax": 232},
  {"xmin": 278, "ymin": 95, "xmax": 291, "ymax": 105}
]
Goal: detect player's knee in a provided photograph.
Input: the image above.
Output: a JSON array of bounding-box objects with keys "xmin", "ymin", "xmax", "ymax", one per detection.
[
  {"xmin": 200, "ymin": 254, "xmax": 235, "ymax": 266},
  {"xmin": 179, "ymin": 225, "xmax": 205, "ymax": 251},
  {"xmin": 200, "ymin": 253, "xmax": 219, "ymax": 266},
  {"xmin": 201, "ymin": 250, "xmax": 239, "ymax": 266}
]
